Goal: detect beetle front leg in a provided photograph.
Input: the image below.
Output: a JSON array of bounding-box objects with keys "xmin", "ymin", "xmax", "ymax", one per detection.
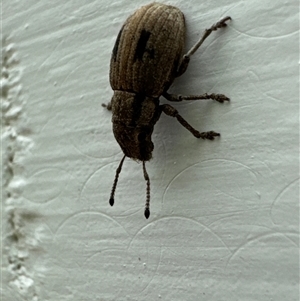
[
  {"xmin": 176, "ymin": 16, "xmax": 231, "ymax": 76},
  {"xmin": 161, "ymin": 104, "xmax": 220, "ymax": 140},
  {"xmin": 163, "ymin": 92, "xmax": 229, "ymax": 103}
]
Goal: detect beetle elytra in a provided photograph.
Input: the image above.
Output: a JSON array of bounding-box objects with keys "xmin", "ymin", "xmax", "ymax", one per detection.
[{"xmin": 105, "ymin": 2, "xmax": 231, "ymax": 219}]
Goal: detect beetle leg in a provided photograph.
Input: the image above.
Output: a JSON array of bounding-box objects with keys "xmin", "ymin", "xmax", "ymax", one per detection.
[
  {"xmin": 161, "ymin": 104, "xmax": 220, "ymax": 139},
  {"xmin": 176, "ymin": 16, "xmax": 231, "ymax": 76},
  {"xmin": 163, "ymin": 92, "xmax": 229, "ymax": 103}
]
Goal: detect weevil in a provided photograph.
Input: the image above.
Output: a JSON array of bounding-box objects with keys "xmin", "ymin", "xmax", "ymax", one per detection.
[{"xmin": 104, "ymin": 2, "xmax": 231, "ymax": 219}]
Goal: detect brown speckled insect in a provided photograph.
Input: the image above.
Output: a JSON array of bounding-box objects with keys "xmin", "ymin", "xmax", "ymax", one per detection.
[{"xmin": 104, "ymin": 2, "xmax": 231, "ymax": 219}]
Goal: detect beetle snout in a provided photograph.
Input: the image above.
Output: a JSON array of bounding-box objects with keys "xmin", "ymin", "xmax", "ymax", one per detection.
[
  {"xmin": 113, "ymin": 124, "xmax": 154, "ymax": 161},
  {"xmin": 135, "ymin": 129, "xmax": 154, "ymax": 161}
]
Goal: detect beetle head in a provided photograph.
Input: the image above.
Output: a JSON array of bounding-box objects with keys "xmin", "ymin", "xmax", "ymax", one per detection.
[{"xmin": 113, "ymin": 124, "xmax": 154, "ymax": 161}]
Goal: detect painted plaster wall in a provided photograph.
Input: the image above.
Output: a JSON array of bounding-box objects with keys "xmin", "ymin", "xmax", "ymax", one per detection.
[{"xmin": 2, "ymin": 0, "xmax": 299, "ymax": 300}]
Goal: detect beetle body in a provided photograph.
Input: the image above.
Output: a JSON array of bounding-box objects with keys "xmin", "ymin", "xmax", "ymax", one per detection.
[
  {"xmin": 110, "ymin": 3, "xmax": 185, "ymax": 161},
  {"xmin": 106, "ymin": 2, "xmax": 231, "ymax": 218}
]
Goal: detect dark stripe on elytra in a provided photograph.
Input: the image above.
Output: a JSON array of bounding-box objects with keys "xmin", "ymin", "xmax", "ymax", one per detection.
[
  {"xmin": 163, "ymin": 54, "xmax": 181, "ymax": 92},
  {"xmin": 134, "ymin": 29, "xmax": 151, "ymax": 61},
  {"xmin": 112, "ymin": 25, "xmax": 124, "ymax": 62},
  {"xmin": 130, "ymin": 93, "xmax": 146, "ymax": 126}
]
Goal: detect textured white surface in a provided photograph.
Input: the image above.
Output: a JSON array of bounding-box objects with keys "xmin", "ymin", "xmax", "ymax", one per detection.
[{"xmin": 1, "ymin": 0, "xmax": 299, "ymax": 300}]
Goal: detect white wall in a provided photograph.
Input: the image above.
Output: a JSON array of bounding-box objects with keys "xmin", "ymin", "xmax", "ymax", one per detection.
[{"xmin": 2, "ymin": 0, "xmax": 299, "ymax": 300}]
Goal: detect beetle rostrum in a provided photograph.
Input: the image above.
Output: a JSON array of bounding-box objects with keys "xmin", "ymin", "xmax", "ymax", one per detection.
[{"xmin": 104, "ymin": 2, "xmax": 231, "ymax": 219}]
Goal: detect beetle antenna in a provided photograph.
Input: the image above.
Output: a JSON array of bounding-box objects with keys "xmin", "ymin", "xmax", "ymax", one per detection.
[
  {"xmin": 109, "ymin": 155, "xmax": 126, "ymax": 206},
  {"xmin": 142, "ymin": 161, "xmax": 151, "ymax": 219}
]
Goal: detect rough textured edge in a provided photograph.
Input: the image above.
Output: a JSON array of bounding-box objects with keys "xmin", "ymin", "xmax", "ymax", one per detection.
[{"xmin": 1, "ymin": 37, "xmax": 38, "ymax": 300}]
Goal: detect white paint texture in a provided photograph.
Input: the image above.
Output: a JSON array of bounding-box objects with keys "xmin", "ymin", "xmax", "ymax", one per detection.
[{"xmin": 1, "ymin": 0, "xmax": 299, "ymax": 300}]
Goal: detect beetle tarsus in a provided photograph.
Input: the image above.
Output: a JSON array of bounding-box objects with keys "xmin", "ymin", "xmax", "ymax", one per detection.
[
  {"xmin": 214, "ymin": 16, "xmax": 232, "ymax": 29},
  {"xmin": 197, "ymin": 131, "xmax": 220, "ymax": 140},
  {"xmin": 212, "ymin": 93, "xmax": 230, "ymax": 103}
]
